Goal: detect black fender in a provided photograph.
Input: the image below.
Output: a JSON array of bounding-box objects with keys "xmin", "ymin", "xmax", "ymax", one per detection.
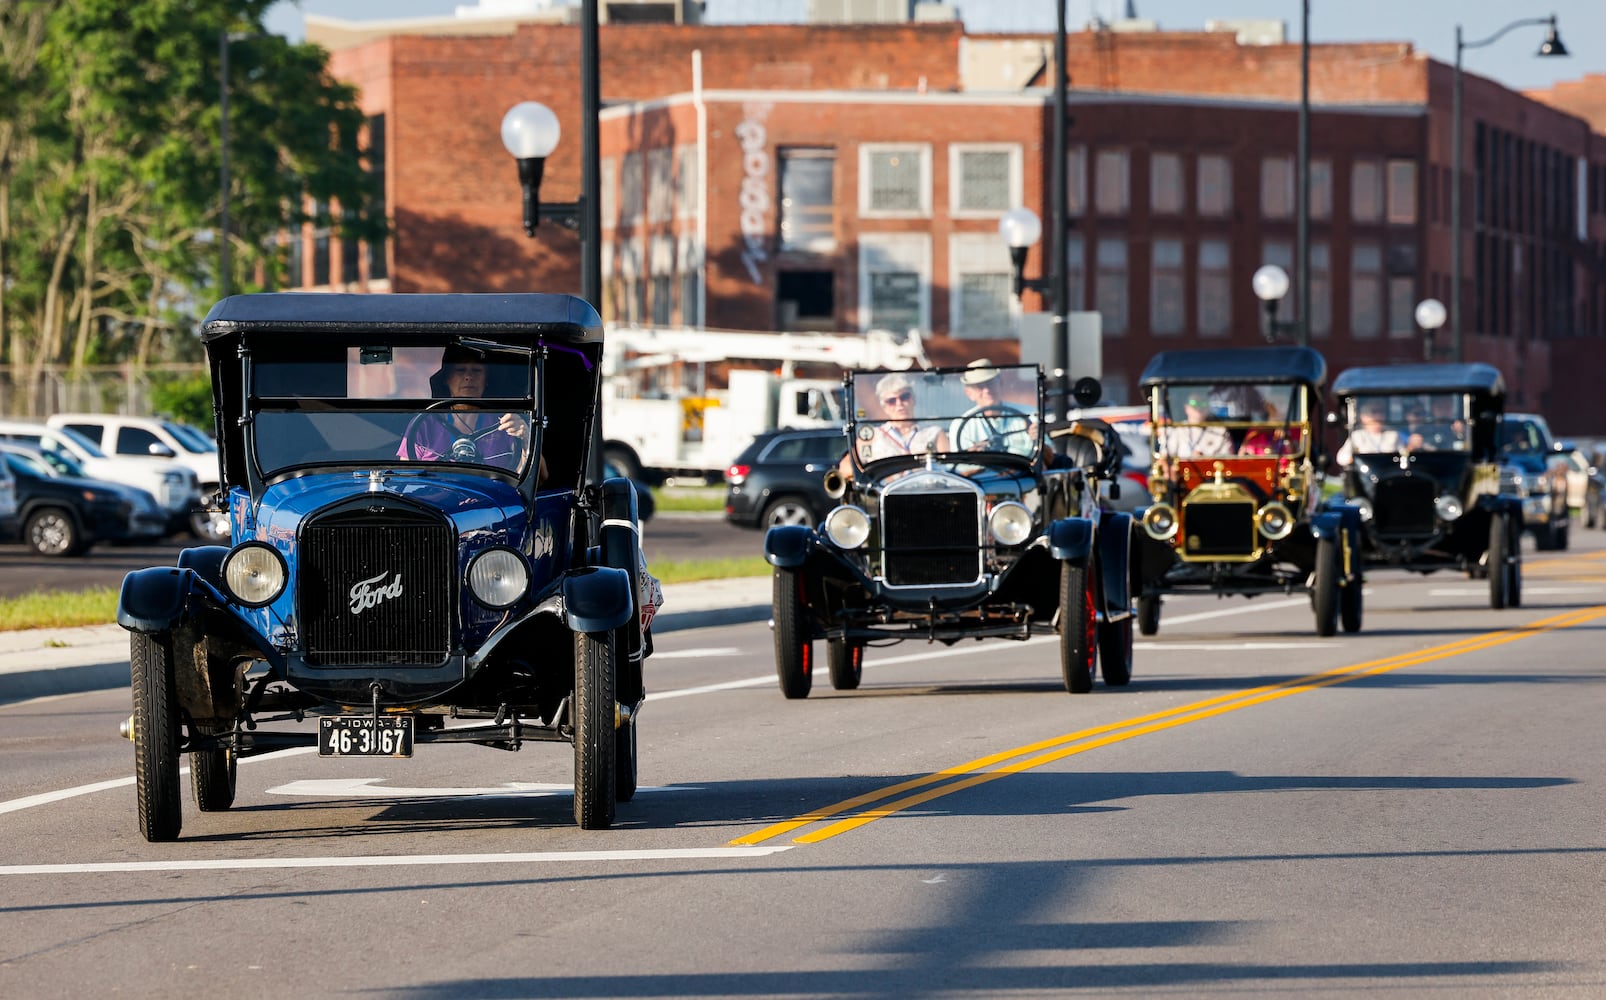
[
  {"xmin": 599, "ymin": 477, "xmax": 645, "ymax": 701},
  {"xmin": 177, "ymin": 545, "xmax": 230, "ymax": 590},
  {"xmin": 1048, "ymin": 517, "xmax": 1094, "ymax": 562},
  {"xmin": 561, "ymin": 565, "xmax": 633, "ymax": 634},
  {"xmin": 118, "ymin": 566, "xmax": 196, "ymax": 634},
  {"xmin": 1096, "ymin": 510, "xmax": 1133, "ymax": 617},
  {"xmin": 764, "ymin": 524, "xmax": 814, "ymax": 569},
  {"xmin": 1474, "ymin": 493, "xmax": 1523, "ymax": 519},
  {"xmin": 1309, "ymin": 509, "xmax": 1346, "ymax": 542}
]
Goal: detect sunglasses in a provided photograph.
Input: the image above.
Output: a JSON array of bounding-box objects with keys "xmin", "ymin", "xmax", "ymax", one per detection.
[
  {"xmin": 1184, "ymin": 398, "xmax": 1206, "ymax": 406},
  {"xmin": 882, "ymin": 391, "xmax": 913, "ymax": 405}
]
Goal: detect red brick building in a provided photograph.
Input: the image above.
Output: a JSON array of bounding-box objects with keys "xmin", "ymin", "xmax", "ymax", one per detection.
[{"xmin": 302, "ymin": 20, "xmax": 1606, "ymax": 430}]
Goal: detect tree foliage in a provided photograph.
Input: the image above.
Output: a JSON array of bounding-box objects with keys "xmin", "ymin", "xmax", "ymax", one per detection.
[{"xmin": 1, "ymin": 0, "xmax": 384, "ymax": 409}]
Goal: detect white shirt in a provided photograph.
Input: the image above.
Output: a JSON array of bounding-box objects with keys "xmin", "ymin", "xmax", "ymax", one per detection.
[
  {"xmin": 861, "ymin": 422, "xmax": 944, "ymax": 462},
  {"xmin": 1159, "ymin": 423, "xmax": 1232, "ymax": 458},
  {"xmin": 1338, "ymin": 426, "xmax": 1401, "ymax": 465}
]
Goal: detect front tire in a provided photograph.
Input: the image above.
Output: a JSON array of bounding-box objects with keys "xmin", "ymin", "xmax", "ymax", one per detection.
[
  {"xmin": 131, "ymin": 632, "xmax": 182, "ymax": 841},
  {"xmin": 1059, "ymin": 559, "xmax": 1096, "ymax": 694},
  {"xmin": 1312, "ymin": 536, "xmax": 1339, "ymax": 637},
  {"xmin": 573, "ymin": 630, "xmax": 618, "ymax": 830},
  {"xmin": 1097, "ymin": 616, "xmax": 1134, "ymax": 687},
  {"xmin": 1136, "ymin": 593, "xmax": 1161, "ymax": 636},
  {"xmin": 1339, "ymin": 530, "xmax": 1363, "ymax": 634},
  {"xmin": 772, "ymin": 567, "xmax": 813, "ymax": 699},
  {"xmin": 826, "ymin": 638, "xmax": 863, "ymax": 691}
]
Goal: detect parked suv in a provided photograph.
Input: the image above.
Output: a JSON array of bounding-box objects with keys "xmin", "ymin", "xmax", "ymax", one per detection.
[
  {"xmin": 724, "ymin": 426, "xmax": 847, "ymax": 529},
  {"xmin": 1498, "ymin": 413, "xmax": 1570, "ymax": 550},
  {"xmin": 0, "ymin": 444, "xmax": 138, "ymax": 556},
  {"xmin": 48, "ymin": 413, "xmax": 227, "ymax": 541},
  {"xmin": 0, "ymin": 453, "xmax": 16, "ymax": 542},
  {"xmin": 0, "ymin": 419, "xmax": 199, "ymax": 536}
]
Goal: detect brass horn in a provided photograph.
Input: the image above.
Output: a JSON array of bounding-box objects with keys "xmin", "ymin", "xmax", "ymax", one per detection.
[{"xmin": 822, "ymin": 468, "xmax": 847, "ymax": 499}]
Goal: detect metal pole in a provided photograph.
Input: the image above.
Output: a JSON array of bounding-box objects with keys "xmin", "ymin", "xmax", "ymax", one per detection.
[
  {"xmin": 580, "ymin": 0, "xmax": 601, "ymax": 310},
  {"xmin": 1296, "ymin": 0, "xmax": 1310, "ymax": 347},
  {"xmin": 1050, "ymin": 0, "xmax": 1069, "ymax": 435},
  {"xmin": 1450, "ymin": 26, "xmax": 1463, "ymax": 363},
  {"xmin": 219, "ymin": 28, "xmax": 231, "ymax": 300}
]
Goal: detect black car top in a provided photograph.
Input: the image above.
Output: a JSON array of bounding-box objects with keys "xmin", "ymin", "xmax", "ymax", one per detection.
[
  {"xmin": 1140, "ymin": 346, "xmax": 1327, "ymax": 388},
  {"xmin": 1332, "ymin": 363, "xmax": 1504, "ymax": 398}
]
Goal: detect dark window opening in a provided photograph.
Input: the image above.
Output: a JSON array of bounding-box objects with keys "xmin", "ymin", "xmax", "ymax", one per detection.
[{"xmin": 777, "ymin": 271, "xmax": 835, "ymax": 332}]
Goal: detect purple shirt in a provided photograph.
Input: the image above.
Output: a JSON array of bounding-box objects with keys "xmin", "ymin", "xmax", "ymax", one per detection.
[{"xmin": 399, "ymin": 411, "xmax": 524, "ymax": 471}]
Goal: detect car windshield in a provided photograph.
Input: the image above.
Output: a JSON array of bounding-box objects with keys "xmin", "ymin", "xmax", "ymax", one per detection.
[
  {"xmin": 1346, "ymin": 393, "xmax": 1470, "ymax": 454},
  {"xmin": 249, "ymin": 345, "xmax": 538, "ymax": 479},
  {"xmin": 35, "ymin": 448, "xmax": 86, "ymax": 477},
  {"xmin": 47, "ymin": 425, "xmax": 108, "ymax": 459},
  {"xmin": 847, "ymin": 365, "xmax": 1040, "ymax": 467},
  {"xmin": 1150, "ymin": 382, "xmax": 1310, "ymax": 459},
  {"xmin": 163, "ymin": 421, "xmax": 217, "ymax": 453}
]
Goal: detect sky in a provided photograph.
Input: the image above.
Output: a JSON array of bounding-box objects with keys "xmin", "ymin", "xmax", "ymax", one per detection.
[{"xmin": 264, "ymin": 0, "xmax": 1606, "ymax": 93}]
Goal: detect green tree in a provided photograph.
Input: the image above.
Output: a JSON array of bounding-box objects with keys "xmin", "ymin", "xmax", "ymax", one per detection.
[{"xmin": 1, "ymin": 0, "xmax": 385, "ymax": 411}]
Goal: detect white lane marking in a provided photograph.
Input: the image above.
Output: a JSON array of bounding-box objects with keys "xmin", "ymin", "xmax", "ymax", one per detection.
[
  {"xmin": 1428, "ymin": 586, "xmax": 1596, "ymax": 597},
  {"xmin": 0, "ymin": 846, "xmax": 793, "ymax": 877},
  {"xmin": 0, "ymin": 748, "xmax": 315, "ymax": 816},
  {"xmin": 1136, "ymin": 642, "xmax": 1328, "ymax": 651},
  {"xmin": 1157, "ymin": 596, "xmax": 1308, "ymax": 626},
  {"xmin": 648, "ymin": 646, "xmax": 742, "ymax": 660},
  {"xmin": 647, "ymin": 676, "xmax": 774, "ymax": 700},
  {"xmin": 264, "ymin": 778, "xmax": 688, "ymax": 799}
]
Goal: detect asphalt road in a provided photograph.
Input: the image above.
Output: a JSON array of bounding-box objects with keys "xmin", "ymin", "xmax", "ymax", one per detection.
[
  {"xmin": 4, "ymin": 529, "xmax": 1606, "ymax": 996},
  {"xmin": 0, "ymin": 511, "xmax": 761, "ymax": 599}
]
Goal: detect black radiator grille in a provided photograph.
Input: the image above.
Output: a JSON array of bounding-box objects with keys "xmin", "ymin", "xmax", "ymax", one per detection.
[
  {"xmin": 881, "ymin": 490, "xmax": 981, "ymax": 586},
  {"xmin": 1181, "ymin": 501, "xmax": 1256, "ymax": 557},
  {"xmin": 299, "ymin": 506, "xmax": 455, "ymax": 666},
  {"xmin": 1373, "ymin": 477, "xmax": 1437, "ymax": 537}
]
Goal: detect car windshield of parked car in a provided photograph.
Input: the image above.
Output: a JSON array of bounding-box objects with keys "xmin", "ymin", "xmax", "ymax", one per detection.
[
  {"xmin": 1152, "ymin": 382, "xmax": 1309, "ymax": 459},
  {"xmin": 1346, "ymin": 393, "xmax": 1470, "ymax": 454},
  {"xmin": 249, "ymin": 345, "xmax": 538, "ymax": 479},
  {"xmin": 163, "ymin": 421, "xmax": 217, "ymax": 454},
  {"xmin": 45, "ymin": 425, "xmax": 109, "ymax": 460},
  {"xmin": 847, "ymin": 366, "xmax": 1040, "ymax": 468}
]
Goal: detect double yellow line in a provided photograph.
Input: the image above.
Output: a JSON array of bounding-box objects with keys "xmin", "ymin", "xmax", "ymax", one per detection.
[{"xmin": 731, "ymin": 604, "xmax": 1606, "ymax": 847}]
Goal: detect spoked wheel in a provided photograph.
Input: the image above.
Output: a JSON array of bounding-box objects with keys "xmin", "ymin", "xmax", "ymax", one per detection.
[
  {"xmin": 826, "ymin": 638, "xmax": 864, "ymax": 691},
  {"xmin": 1136, "ymin": 593, "xmax": 1161, "ymax": 636},
  {"xmin": 190, "ymin": 724, "xmax": 237, "ymax": 812},
  {"xmin": 572, "ymin": 630, "xmax": 618, "ymax": 830},
  {"xmin": 1312, "ymin": 536, "xmax": 1339, "ymax": 637},
  {"xmin": 615, "ymin": 719, "xmax": 638, "ymax": 804},
  {"xmin": 131, "ymin": 632, "xmax": 182, "ymax": 842},
  {"xmin": 772, "ymin": 567, "xmax": 813, "ymax": 699},
  {"xmin": 1059, "ymin": 558, "xmax": 1097, "ymax": 694},
  {"xmin": 1339, "ymin": 530, "xmax": 1363, "ymax": 634},
  {"xmin": 1097, "ymin": 616, "xmax": 1134, "ymax": 687}
]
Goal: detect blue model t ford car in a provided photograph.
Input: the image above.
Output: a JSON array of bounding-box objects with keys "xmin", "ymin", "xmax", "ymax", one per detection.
[{"xmin": 118, "ymin": 293, "xmax": 652, "ymax": 840}]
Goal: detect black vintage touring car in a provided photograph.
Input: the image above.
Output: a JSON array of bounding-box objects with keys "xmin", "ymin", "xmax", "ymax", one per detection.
[
  {"xmin": 766, "ymin": 364, "xmax": 1137, "ymax": 696},
  {"xmin": 117, "ymin": 293, "xmax": 652, "ymax": 840},
  {"xmin": 1331, "ymin": 363, "xmax": 1524, "ymax": 607},
  {"xmin": 1134, "ymin": 346, "xmax": 1364, "ymax": 637}
]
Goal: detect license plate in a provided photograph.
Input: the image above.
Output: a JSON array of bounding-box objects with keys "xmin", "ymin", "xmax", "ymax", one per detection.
[{"xmin": 318, "ymin": 715, "xmax": 414, "ymax": 757}]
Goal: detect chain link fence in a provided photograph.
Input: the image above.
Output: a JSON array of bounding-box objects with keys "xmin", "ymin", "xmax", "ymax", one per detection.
[{"xmin": 0, "ymin": 364, "xmax": 209, "ymax": 419}]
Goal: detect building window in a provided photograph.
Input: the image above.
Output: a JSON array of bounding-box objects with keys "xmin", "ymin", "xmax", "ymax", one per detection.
[
  {"xmin": 675, "ymin": 144, "xmax": 699, "ymax": 219},
  {"xmin": 951, "ymin": 144, "xmax": 1020, "ymax": 217},
  {"xmin": 284, "ymin": 231, "xmax": 303, "ymax": 290},
  {"xmin": 365, "ymin": 113, "xmax": 387, "ymax": 282},
  {"xmin": 1198, "ymin": 239, "xmax": 1231, "ymax": 337},
  {"xmin": 950, "ymin": 234, "xmax": 1014, "ymax": 338},
  {"xmin": 1066, "ymin": 145, "xmax": 1087, "ymax": 217},
  {"xmin": 1388, "ymin": 277, "xmax": 1415, "ymax": 338},
  {"xmin": 618, "ymin": 237, "xmax": 643, "ymax": 325},
  {"xmin": 1151, "ymin": 238, "xmax": 1185, "ymax": 336},
  {"xmin": 339, "ymin": 227, "xmax": 359, "ymax": 286},
  {"xmin": 1387, "ymin": 159, "xmax": 1418, "ymax": 224},
  {"xmin": 1095, "ymin": 238, "xmax": 1128, "ymax": 336},
  {"xmin": 649, "ymin": 235, "xmax": 674, "ymax": 325},
  {"xmin": 1094, "ymin": 149, "xmax": 1130, "ymax": 216},
  {"xmin": 647, "ymin": 149, "xmax": 673, "ymax": 224},
  {"xmin": 778, "ymin": 271, "xmax": 835, "ymax": 331},
  {"xmin": 1351, "ymin": 242, "xmax": 1383, "ymax": 337},
  {"xmin": 620, "ymin": 151, "xmax": 644, "ymax": 226},
  {"xmin": 1352, "ymin": 160, "xmax": 1383, "ymax": 223},
  {"xmin": 779, "ymin": 148, "xmax": 835, "ymax": 253},
  {"xmin": 1309, "ymin": 158, "xmax": 1333, "ymax": 220},
  {"xmin": 677, "ymin": 237, "xmax": 702, "ymax": 326},
  {"xmin": 1261, "ymin": 155, "xmax": 1295, "ymax": 219},
  {"xmin": 312, "ymin": 200, "xmax": 330, "ymax": 287},
  {"xmin": 1151, "ymin": 152, "xmax": 1184, "ymax": 215},
  {"xmin": 860, "ymin": 144, "xmax": 930, "ymax": 216},
  {"xmin": 600, "ymin": 157, "xmax": 617, "ymax": 230},
  {"xmin": 1310, "ymin": 242, "xmax": 1331, "ymax": 338},
  {"xmin": 1198, "ymin": 155, "xmax": 1232, "ymax": 217},
  {"xmin": 859, "ymin": 233, "xmax": 930, "ymax": 333},
  {"xmin": 1066, "ymin": 238, "xmax": 1085, "ymax": 312},
  {"xmin": 1261, "ymin": 239, "xmax": 1297, "ymax": 329}
]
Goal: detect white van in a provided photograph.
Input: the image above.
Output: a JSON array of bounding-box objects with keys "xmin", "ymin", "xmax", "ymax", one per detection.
[{"xmin": 0, "ymin": 419, "xmax": 200, "ymax": 537}]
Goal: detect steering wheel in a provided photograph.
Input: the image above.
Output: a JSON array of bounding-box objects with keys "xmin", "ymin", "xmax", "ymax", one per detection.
[
  {"xmin": 954, "ymin": 410, "xmax": 1027, "ymax": 453},
  {"xmin": 402, "ymin": 402, "xmax": 528, "ymax": 463}
]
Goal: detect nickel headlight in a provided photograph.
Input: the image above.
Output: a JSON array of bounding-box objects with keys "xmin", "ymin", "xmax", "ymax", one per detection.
[
  {"xmin": 988, "ymin": 501, "xmax": 1033, "ymax": 546},
  {"xmin": 467, "ymin": 547, "xmax": 529, "ymax": 609},
  {"xmin": 1255, "ymin": 502, "xmax": 1295, "ymax": 540},
  {"xmin": 823, "ymin": 505, "xmax": 871, "ymax": 549},
  {"xmin": 1351, "ymin": 498, "xmax": 1374, "ymax": 522},
  {"xmin": 222, "ymin": 543, "xmax": 287, "ymax": 607},
  {"xmin": 1142, "ymin": 502, "xmax": 1178, "ymax": 540},
  {"xmin": 1435, "ymin": 495, "xmax": 1464, "ymax": 521}
]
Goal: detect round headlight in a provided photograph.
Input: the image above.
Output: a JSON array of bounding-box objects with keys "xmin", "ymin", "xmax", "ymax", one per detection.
[
  {"xmin": 1352, "ymin": 498, "xmax": 1374, "ymax": 522},
  {"xmin": 467, "ymin": 547, "xmax": 529, "ymax": 609},
  {"xmin": 1256, "ymin": 502, "xmax": 1295, "ymax": 540},
  {"xmin": 1435, "ymin": 494, "xmax": 1464, "ymax": 522},
  {"xmin": 823, "ymin": 505, "xmax": 871, "ymax": 549},
  {"xmin": 222, "ymin": 543, "xmax": 287, "ymax": 607},
  {"xmin": 1142, "ymin": 503, "xmax": 1178, "ymax": 540},
  {"xmin": 988, "ymin": 501, "xmax": 1034, "ymax": 546}
]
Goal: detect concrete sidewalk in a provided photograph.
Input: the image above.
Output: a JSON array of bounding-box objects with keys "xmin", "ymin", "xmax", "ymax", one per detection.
[{"xmin": 0, "ymin": 576, "xmax": 771, "ymax": 706}]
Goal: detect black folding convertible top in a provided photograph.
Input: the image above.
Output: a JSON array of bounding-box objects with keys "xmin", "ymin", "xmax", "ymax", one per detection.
[
  {"xmin": 1139, "ymin": 346, "xmax": 1326, "ymax": 388},
  {"xmin": 1332, "ymin": 363, "xmax": 1504, "ymax": 397},
  {"xmin": 200, "ymin": 292, "xmax": 603, "ymax": 344}
]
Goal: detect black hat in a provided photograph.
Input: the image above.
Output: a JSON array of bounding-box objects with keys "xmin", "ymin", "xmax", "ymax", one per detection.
[{"xmin": 429, "ymin": 345, "xmax": 487, "ymax": 397}]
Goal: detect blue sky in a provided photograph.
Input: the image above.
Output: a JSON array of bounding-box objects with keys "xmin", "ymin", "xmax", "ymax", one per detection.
[{"xmin": 264, "ymin": 0, "xmax": 1606, "ymax": 93}]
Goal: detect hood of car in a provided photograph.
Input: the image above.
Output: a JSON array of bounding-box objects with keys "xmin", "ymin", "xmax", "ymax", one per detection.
[
  {"xmin": 253, "ymin": 472, "xmax": 530, "ymax": 547},
  {"xmin": 1352, "ymin": 452, "xmax": 1472, "ymax": 490}
]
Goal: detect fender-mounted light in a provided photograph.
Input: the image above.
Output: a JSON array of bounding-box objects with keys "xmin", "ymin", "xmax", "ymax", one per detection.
[
  {"xmin": 823, "ymin": 505, "xmax": 871, "ymax": 549},
  {"xmin": 988, "ymin": 501, "xmax": 1034, "ymax": 546},
  {"xmin": 1435, "ymin": 494, "xmax": 1464, "ymax": 522},
  {"xmin": 222, "ymin": 542, "xmax": 287, "ymax": 607},
  {"xmin": 466, "ymin": 547, "xmax": 530, "ymax": 609},
  {"xmin": 1255, "ymin": 502, "xmax": 1295, "ymax": 540},
  {"xmin": 1143, "ymin": 503, "xmax": 1178, "ymax": 540}
]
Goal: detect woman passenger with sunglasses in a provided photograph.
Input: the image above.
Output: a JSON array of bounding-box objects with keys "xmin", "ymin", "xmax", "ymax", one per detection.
[{"xmin": 838, "ymin": 372, "xmax": 951, "ymax": 480}]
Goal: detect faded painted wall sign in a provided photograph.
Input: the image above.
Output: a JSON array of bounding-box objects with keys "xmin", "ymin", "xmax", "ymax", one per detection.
[{"xmin": 735, "ymin": 102, "xmax": 773, "ymax": 284}]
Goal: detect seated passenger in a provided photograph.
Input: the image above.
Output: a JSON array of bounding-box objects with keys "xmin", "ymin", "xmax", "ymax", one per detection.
[
  {"xmin": 1338, "ymin": 401, "xmax": 1401, "ymax": 464},
  {"xmin": 839, "ymin": 372, "xmax": 949, "ymax": 480},
  {"xmin": 1156, "ymin": 395, "xmax": 1232, "ymax": 459},
  {"xmin": 1240, "ymin": 400, "xmax": 1301, "ymax": 455}
]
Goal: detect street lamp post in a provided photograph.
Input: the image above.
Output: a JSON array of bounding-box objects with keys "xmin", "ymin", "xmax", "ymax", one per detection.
[
  {"xmin": 1251, "ymin": 264, "xmax": 1300, "ymax": 342},
  {"xmin": 1415, "ymin": 297, "xmax": 1448, "ymax": 361},
  {"xmin": 1450, "ymin": 14, "xmax": 1567, "ymax": 363}
]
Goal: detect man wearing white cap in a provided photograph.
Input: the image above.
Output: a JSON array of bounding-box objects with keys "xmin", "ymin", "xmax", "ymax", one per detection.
[{"xmin": 949, "ymin": 359, "xmax": 1035, "ymax": 455}]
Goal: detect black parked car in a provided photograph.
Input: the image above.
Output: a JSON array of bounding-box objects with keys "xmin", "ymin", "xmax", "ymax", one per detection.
[
  {"xmin": 724, "ymin": 426, "xmax": 846, "ymax": 529},
  {"xmin": 0, "ymin": 446, "xmax": 136, "ymax": 556},
  {"xmin": 1330, "ymin": 363, "xmax": 1525, "ymax": 608}
]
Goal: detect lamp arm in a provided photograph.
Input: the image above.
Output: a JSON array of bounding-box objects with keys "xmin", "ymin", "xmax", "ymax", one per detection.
[{"xmin": 1461, "ymin": 15, "xmax": 1553, "ymax": 52}]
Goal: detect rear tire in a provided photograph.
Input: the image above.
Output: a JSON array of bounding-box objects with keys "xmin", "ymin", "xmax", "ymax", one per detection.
[
  {"xmin": 1059, "ymin": 559, "xmax": 1096, "ymax": 694},
  {"xmin": 131, "ymin": 632, "xmax": 182, "ymax": 842},
  {"xmin": 1490, "ymin": 513, "xmax": 1511, "ymax": 610},
  {"xmin": 826, "ymin": 638, "xmax": 863, "ymax": 691},
  {"xmin": 26, "ymin": 507, "xmax": 84, "ymax": 557},
  {"xmin": 1097, "ymin": 616, "xmax": 1133, "ymax": 687},
  {"xmin": 1136, "ymin": 593, "xmax": 1161, "ymax": 636},
  {"xmin": 772, "ymin": 567, "xmax": 813, "ymax": 699},
  {"xmin": 573, "ymin": 630, "xmax": 618, "ymax": 830},
  {"xmin": 1312, "ymin": 536, "xmax": 1339, "ymax": 637},
  {"xmin": 190, "ymin": 726, "xmax": 237, "ymax": 813},
  {"xmin": 615, "ymin": 720, "xmax": 638, "ymax": 803}
]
